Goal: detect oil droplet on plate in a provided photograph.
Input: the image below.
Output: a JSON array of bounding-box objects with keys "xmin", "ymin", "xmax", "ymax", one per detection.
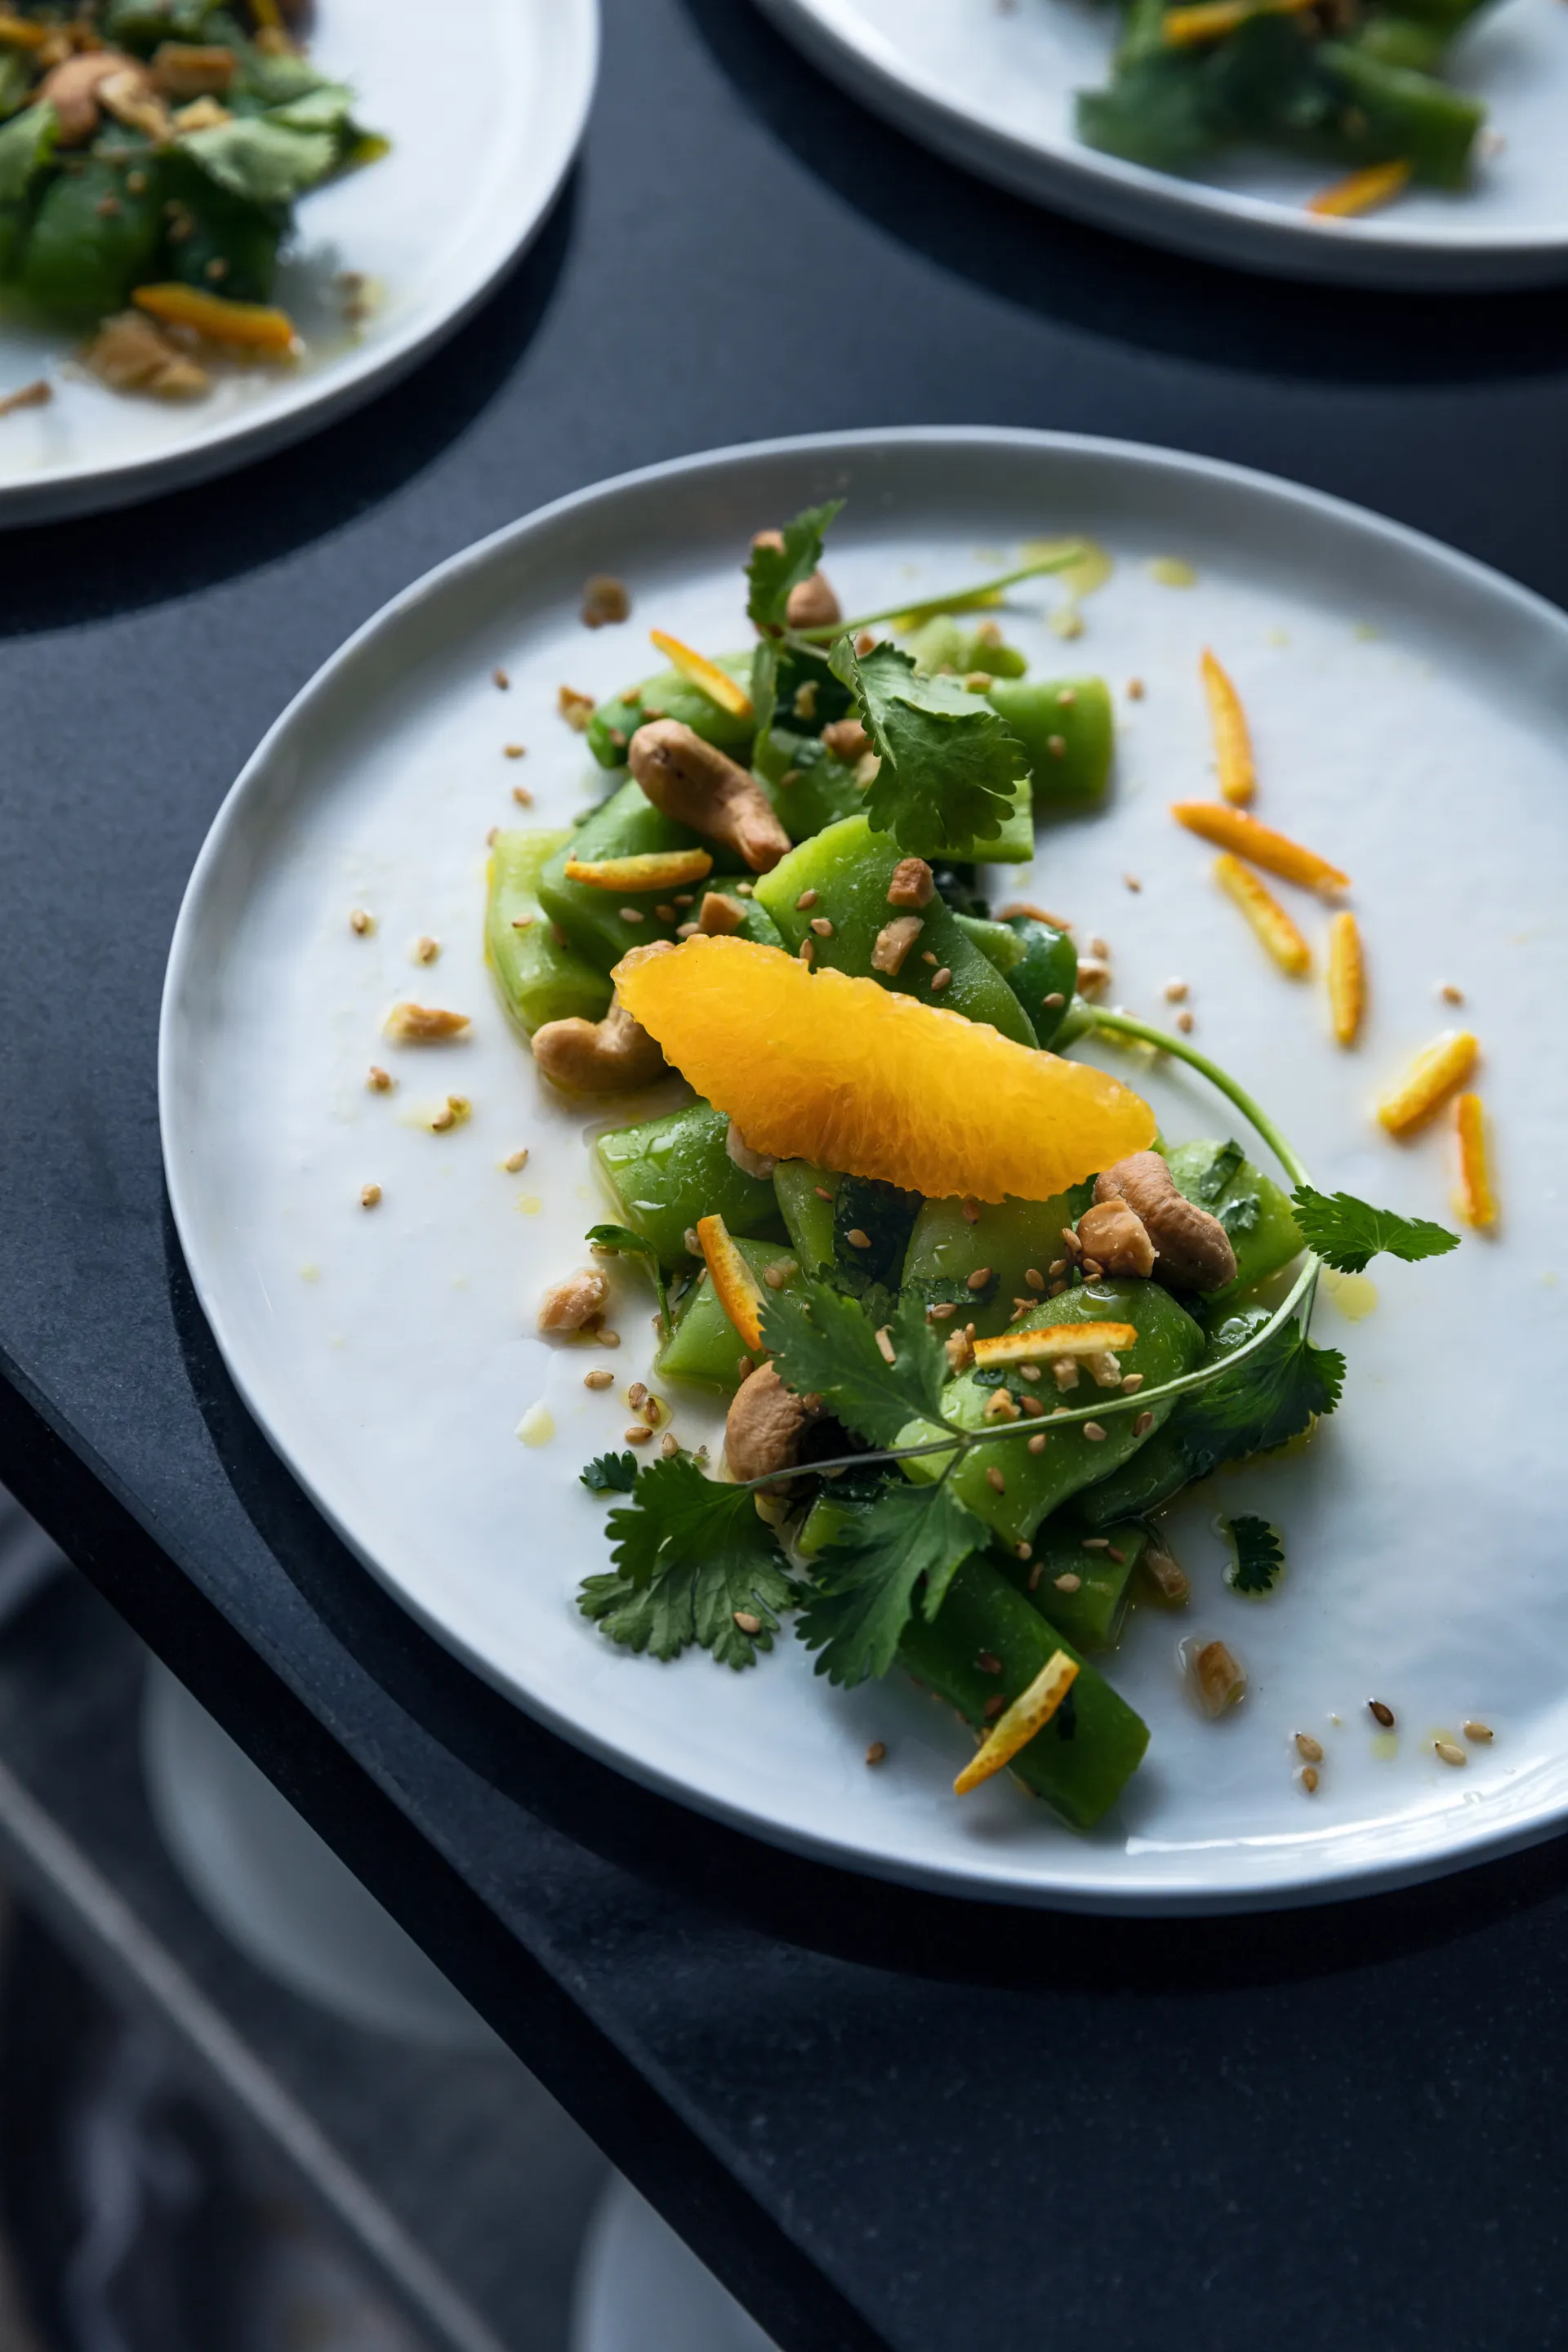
[
  {"xmin": 1322, "ymin": 1267, "xmax": 1378, "ymax": 1322},
  {"xmin": 1370, "ymin": 1731, "xmax": 1398, "ymax": 1762},
  {"xmin": 516, "ymin": 1403, "xmax": 554, "ymax": 1446},
  {"xmin": 516, "ymin": 1194, "xmax": 543, "ymax": 1215},
  {"xmin": 1147, "ymin": 556, "xmax": 1196, "ymax": 589}
]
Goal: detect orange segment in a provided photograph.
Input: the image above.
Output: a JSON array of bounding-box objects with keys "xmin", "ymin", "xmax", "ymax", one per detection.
[
  {"xmin": 973, "ymin": 1324, "xmax": 1137, "ymax": 1366},
  {"xmin": 1454, "ymin": 1092, "xmax": 1498, "ymax": 1230},
  {"xmin": 614, "ymin": 937, "xmax": 1156, "ymax": 1203},
  {"xmin": 563, "ymin": 849, "xmax": 713, "ymax": 891},
  {"xmin": 1200, "ymin": 649, "xmax": 1255, "ymax": 806},
  {"xmin": 1172, "ymin": 802, "xmax": 1348, "ymax": 895},
  {"xmin": 1377, "ymin": 1029, "xmax": 1478, "ymax": 1135},
  {"xmin": 648, "ymin": 630, "xmax": 753, "ymax": 720},
  {"xmin": 696, "ymin": 1213, "xmax": 767, "ymax": 1352},
  {"xmin": 954, "ymin": 1651, "xmax": 1080, "ymax": 1794}
]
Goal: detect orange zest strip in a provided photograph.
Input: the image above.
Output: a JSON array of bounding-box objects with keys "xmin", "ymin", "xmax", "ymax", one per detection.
[
  {"xmin": 1172, "ymin": 801, "xmax": 1348, "ymax": 895},
  {"xmin": 1214, "ymin": 855, "xmax": 1312, "ymax": 977},
  {"xmin": 696, "ymin": 1213, "xmax": 768, "ymax": 1354},
  {"xmin": 1376, "ymin": 1029, "xmax": 1478, "ymax": 1135},
  {"xmin": 1200, "ymin": 649, "xmax": 1255, "ymax": 807},
  {"xmin": 0, "ymin": 14, "xmax": 50, "ymax": 46},
  {"xmin": 132, "ymin": 283, "xmax": 297, "ymax": 352},
  {"xmin": 1164, "ymin": 0, "xmax": 1312, "ymax": 42},
  {"xmin": 972, "ymin": 1323, "xmax": 1138, "ymax": 1367},
  {"xmin": 1327, "ymin": 908, "xmax": 1365, "ymax": 1046},
  {"xmin": 563, "ymin": 849, "xmax": 712, "ymax": 891},
  {"xmin": 613, "ymin": 937, "xmax": 1156, "ymax": 1204},
  {"xmin": 1308, "ymin": 160, "xmax": 1412, "ymax": 220},
  {"xmin": 648, "ymin": 630, "xmax": 754, "ymax": 720},
  {"xmin": 954, "ymin": 1651, "xmax": 1080, "ymax": 1795},
  {"xmin": 1454, "ymin": 1092, "xmax": 1498, "ymax": 1230}
]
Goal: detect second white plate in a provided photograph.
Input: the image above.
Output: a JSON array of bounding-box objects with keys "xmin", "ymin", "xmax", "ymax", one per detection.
[
  {"xmin": 161, "ymin": 427, "xmax": 1568, "ymax": 1913},
  {"xmin": 755, "ymin": 0, "xmax": 1568, "ymax": 287}
]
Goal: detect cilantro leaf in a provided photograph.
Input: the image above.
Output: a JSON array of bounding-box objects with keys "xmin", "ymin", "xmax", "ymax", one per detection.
[
  {"xmin": 796, "ymin": 1481, "xmax": 987, "ymax": 1686},
  {"xmin": 581, "ymin": 1450, "xmax": 638, "ymax": 1494},
  {"xmin": 760, "ymin": 1278, "xmax": 948, "ymax": 1452},
  {"xmin": 1218, "ymin": 1193, "xmax": 1261, "ymax": 1237},
  {"xmin": 831, "ymin": 637, "xmax": 1031, "ymax": 859},
  {"xmin": 578, "ymin": 1454, "xmax": 793, "ymax": 1668},
  {"xmin": 1174, "ymin": 1316, "xmax": 1345, "ymax": 1481},
  {"xmin": 1290, "ymin": 1187, "xmax": 1460, "ymax": 1276},
  {"xmin": 1193, "ymin": 1139, "xmax": 1246, "ymax": 1202},
  {"xmin": 585, "ymin": 1221, "xmax": 670, "ymax": 1333},
  {"xmin": 746, "ymin": 501, "xmax": 844, "ymax": 635},
  {"xmin": 1226, "ymin": 1515, "xmax": 1285, "ymax": 1595},
  {"xmin": 831, "ymin": 1175, "xmax": 920, "ymax": 1294}
]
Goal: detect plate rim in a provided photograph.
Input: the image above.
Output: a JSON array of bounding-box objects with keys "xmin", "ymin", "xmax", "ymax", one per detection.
[
  {"xmin": 0, "ymin": 0, "xmax": 599, "ymax": 528},
  {"xmin": 160, "ymin": 422, "xmax": 1568, "ymax": 1916},
  {"xmin": 752, "ymin": 0, "xmax": 1568, "ymax": 289}
]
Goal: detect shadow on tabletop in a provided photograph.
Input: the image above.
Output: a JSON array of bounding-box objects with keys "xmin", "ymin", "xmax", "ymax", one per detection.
[
  {"xmin": 0, "ymin": 180, "xmax": 577, "ymax": 641},
  {"xmin": 162, "ymin": 1196, "xmax": 1568, "ymax": 2003},
  {"xmin": 680, "ymin": 0, "xmax": 1568, "ymax": 390}
]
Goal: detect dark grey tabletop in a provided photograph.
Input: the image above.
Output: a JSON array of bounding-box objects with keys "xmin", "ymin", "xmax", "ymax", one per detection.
[{"xmin": 4, "ymin": 2, "xmax": 1568, "ymax": 2347}]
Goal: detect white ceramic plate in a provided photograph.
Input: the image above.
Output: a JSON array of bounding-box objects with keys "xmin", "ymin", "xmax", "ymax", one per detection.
[
  {"xmin": 755, "ymin": 0, "xmax": 1568, "ymax": 287},
  {"xmin": 161, "ymin": 427, "xmax": 1568, "ymax": 1913},
  {"xmin": 0, "ymin": 0, "xmax": 596, "ymax": 524}
]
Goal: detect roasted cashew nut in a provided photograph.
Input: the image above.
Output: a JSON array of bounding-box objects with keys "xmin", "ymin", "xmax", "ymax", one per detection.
[
  {"xmin": 1094, "ymin": 1152, "xmax": 1236, "ymax": 1291},
  {"xmin": 531, "ymin": 994, "xmax": 664, "ymax": 1094}
]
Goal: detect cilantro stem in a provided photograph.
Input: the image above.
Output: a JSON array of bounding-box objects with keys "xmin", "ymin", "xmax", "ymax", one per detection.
[
  {"xmin": 793, "ymin": 546, "xmax": 1092, "ymax": 644},
  {"xmin": 1085, "ymin": 1009, "xmax": 1312, "ymax": 1188}
]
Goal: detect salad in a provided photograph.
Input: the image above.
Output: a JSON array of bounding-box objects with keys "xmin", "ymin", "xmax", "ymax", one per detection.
[
  {"xmin": 1077, "ymin": 0, "xmax": 1492, "ymax": 216},
  {"xmin": 0, "ymin": 0, "xmax": 383, "ymax": 399},
  {"xmin": 485, "ymin": 506, "xmax": 1484, "ymax": 1835}
]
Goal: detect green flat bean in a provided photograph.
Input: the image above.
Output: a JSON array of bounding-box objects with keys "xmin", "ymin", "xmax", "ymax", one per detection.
[
  {"xmin": 485, "ymin": 831, "xmax": 610, "ymax": 1038},
  {"xmin": 595, "ymin": 1101, "xmax": 787, "ymax": 1270}
]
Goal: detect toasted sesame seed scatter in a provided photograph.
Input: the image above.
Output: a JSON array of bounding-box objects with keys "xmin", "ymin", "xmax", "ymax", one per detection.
[
  {"xmin": 504, "ymin": 1147, "xmax": 530, "ymax": 1174},
  {"xmin": 1463, "ymin": 1720, "xmax": 1494, "ymax": 1742},
  {"xmin": 966, "ymin": 1267, "xmax": 991, "ymax": 1291},
  {"xmin": 961, "ymin": 1197, "xmax": 981, "ymax": 1225},
  {"xmin": 505, "ymin": 742, "xmax": 527, "ymax": 758},
  {"xmin": 1107, "ymin": 1545, "xmax": 1125, "ymax": 1565},
  {"xmin": 1134, "ymin": 1410, "xmax": 1154, "ymax": 1437},
  {"xmin": 626, "ymin": 1424, "xmax": 653, "ymax": 1445},
  {"xmin": 1084, "ymin": 1422, "xmax": 1107, "ymax": 1442},
  {"xmin": 986, "ymin": 1467, "xmax": 1006, "ymax": 1494},
  {"xmin": 596, "ymin": 1330, "xmax": 621, "ymax": 1348},
  {"xmin": 1121, "ymin": 1373, "xmax": 1144, "ymax": 1392},
  {"xmin": 620, "ymin": 906, "xmax": 644, "ymax": 924},
  {"xmin": 1176, "ymin": 1011, "xmax": 1195, "ymax": 1034},
  {"xmin": 584, "ymin": 1369, "xmax": 613, "ymax": 1389},
  {"xmin": 368, "ymin": 1067, "xmax": 392, "ymax": 1092},
  {"xmin": 655, "ymin": 904, "xmax": 677, "ymax": 922},
  {"xmin": 1015, "ymin": 1541, "xmax": 1032, "ymax": 1561},
  {"xmin": 1295, "ymin": 1733, "xmax": 1325, "ymax": 1763},
  {"xmin": 929, "ymin": 1302, "xmax": 956, "ymax": 1320},
  {"xmin": 360, "ymin": 1183, "xmax": 381, "ymax": 1208},
  {"xmin": 1047, "ymin": 735, "xmax": 1066, "ymax": 758},
  {"xmin": 1301, "ymin": 1767, "xmax": 1320, "ymax": 1794},
  {"xmin": 814, "ymin": 1184, "xmax": 834, "ymax": 1201},
  {"xmin": 415, "ymin": 935, "xmax": 439, "ymax": 964},
  {"xmin": 350, "ymin": 907, "xmax": 374, "ymax": 935},
  {"xmin": 1127, "ymin": 679, "xmax": 1145, "ymax": 700},
  {"xmin": 1164, "ymin": 978, "xmax": 1188, "ymax": 1002},
  {"xmin": 1369, "ymin": 1699, "xmax": 1395, "ymax": 1728},
  {"xmin": 795, "ymin": 889, "xmax": 818, "ymax": 910},
  {"xmin": 660, "ymin": 1432, "xmax": 678, "ymax": 1457},
  {"xmin": 1125, "ymin": 874, "xmax": 1142, "ymax": 893},
  {"xmin": 1435, "ymin": 1740, "xmax": 1467, "ymax": 1767},
  {"xmin": 1026, "ymin": 1267, "xmax": 1045, "ymax": 1291},
  {"xmin": 1441, "ymin": 982, "xmax": 1464, "ymax": 1004},
  {"xmin": 930, "ymin": 967, "xmax": 952, "ymax": 992},
  {"xmin": 1042, "ymin": 990, "xmax": 1067, "ymax": 1010},
  {"xmin": 922, "ymin": 950, "xmax": 938, "ymax": 966},
  {"xmin": 1027, "ymin": 1433, "xmax": 1047, "ymax": 1454},
  {"xmin": 733, "ymin": 1610, "xmax": 763, "ymax": 1636},
  {"xmin": 983, "ymin": 1695, "xmax": 1005, "ymax": 1721},
  {"xmin": 1081, "ymin": 1537, "xmax": 1110, "ymax": 1551},
  {"xmin": 810, "ymin": 916, "xmax": 833, "ymax": 938},
  {"xmin": 736, "ymin": 1355, "xmax": 754, "ymax": 1380},
  {"xmin": 846, "ymin": 1227, "xmax": 871, "ymax": 1250},
  {"xmin": 798, "ymin": 938, "xmax": 814, "ymax": 966},
  {"xmin": 627, "ymin": 1382, "xmax": 648, "ymax": 1409},
  {"xmin": 865, "ymin": 1741, "xmax": 887, "ymax": 1766},
  {"xmin": 978, "ymin": 1651, "xmax": 1003, "ymax": 1673},
  {"xmin": 493, "ymin": 667, "xmax": 510, "ymax": 689},
  {"xmin": 875, "ymin": 1326, "xmax": 896, "ymax": 1364},
  {"xmin": 430, "ymin": 1106, "xmax": 455, "ymax": 1132}
]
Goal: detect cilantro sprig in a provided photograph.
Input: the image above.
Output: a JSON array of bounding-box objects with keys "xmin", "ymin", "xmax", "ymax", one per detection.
[
  {"xmin": 760, "ymin": 1280, "xmax": 947, "ymax": 1451},
  {"xmin": 831, "ymin": 635, "xmax": 1031, "ymax": 858},
  {"xmin": 585, "ymin": 1222, "xmax": 671, "ymax": 1337},
  {"xmin": 579, "ymin": 1453, "xmax": 794, "ymax": 1668},
  {"xmin": 580, "ymin": 1450, "xmax": 638, "ymax": 1494},
  {"xmin": 1225, "ymin": 1516, "xmax": 1285, "ymax": 1596},
  {"xmin": 746, "ymin": 501, "xmax": 844, "ymax": 636},
  {"xmin": 1289, "ymin": 1188, "xmax": 1459, "ymax": 1276},
  {"xmin": 797, "ymin": 1482, "xmax": 987, "ymax": 1686}
]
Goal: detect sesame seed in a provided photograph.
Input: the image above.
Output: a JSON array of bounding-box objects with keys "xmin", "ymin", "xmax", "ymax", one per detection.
[
  {"xmin": 795, "ymin": 889, "xmax": 818, "ymax": 909},
  {"xmin": 430, "ymin": 1106, "xmax": 456, "ymax": 1132},
  {"xmin": 493, "ymin": 667, "xmax": 510, "ymax": 689},
  {"xmin": 627, "ymin": 1382, "xmax": 648, "ymax": 1409},
  {"xmin": 733, "ymin": 1610, "xmax": 763, "ymax": 1634},
  {"xmin": 1134, "ymin": 1410, "xmax": 1154, "ymax": 1437},
  {"xmin": 814, "ymin": 1184, "xmax": 834, "ymax": 1201},
  {"xmin": 875, "ymin": 1326, "xmax": 896, "ymax": 1364},
  {"xmin": 1047, "ymin": 735, "xmax": 1066, "ymax": 757},
  {"xmin": 350, "ymin": 907, "xmax": 374, "ymax": 935},
  {"xmin": 736, "ymin": 882, "xmax": 755, "ymax": 897},
  {"xmin": 1441, "ymin": 982, "xmax": 1464, "ymax": 1004},
  {"xmin": 930, "ymin": 967, "xmax": 952, "ymax": 992},
  {"xmin": 1018, "ymin": 1365, "xmax": 1040, "ymax": 1383},
  {"xmin": 620, "ymin": 906, "xmax": 645, "ymax": 924},
  {"xmin": 763, "ymin": 1259, "xmax": 795, "ymax": 1290},
  {"xmin": 1090, "ymin": 936, "xmax": 1110, "ymax": 959},
  {"xmin": 978, "ymin": 1650, "xmax": 1003, "ymax": 1673},
  {"xmin": 799, "ymin": 938, "xmax": 814, "ymax": 966},
  {"xmin": 736, "ymin": 1355, "xmax": 754, "ymax": 1380},
  {"xmin": 655, "ymin": 903, "xmax": 677, "ymax": 921},
  {"xmin": 675, "ymin": 894, "xmax": 694, "ymax": 908},
  {"xmin": 1107, "ymin": 1546, "xmax": 1125, "ymax": 1565},
  {"xmin": 1120, "ymin": 1373, "xmax": 1144, "ymax": 1393},
  {"xmin": 1124, "ymin": 874, "xmax": 1142, "ymax": 893},
  {"xmin": 1042, "ymin": 990, "xmax": 1066, "ymax": 1009},
  {"xmin": 966, "ymin": 1267, "xmax": 991, "ymax": 1291},
  {"xmin": 368, "ymin": 1067, "xmax": 392, "ymax": 1092},
  {"xmin": 810, "ymin": 915, "xmax": 833, "ymax": 937},
  {"xmin": 986, "ymin": 1467, "xmax": 1006, "ymax": 1494},
  {"xmin": 922, "ymin": 949, "xmax": 938, "ymax": 965},
  {"xmin": 1080, "ymin": 1258, "xmax": 1103, "ymax": 1281},
  {"xmin": 1084, "ymin": 1422, "xmax": 1107, "ymax": 1442},
  {"xmin": 415, "ymin": 936, "xmax": 439, "ymax": 963},
  {"xmin": 1126, "ymin": 678, "xmax": 1145, "ymax": 700},
  {"xmin": 865, "ymin": 1741, "xmax": 887, "ymax": 1766},
  {"xmin": 1164, "ymin": 978, "xmax": 1188, "ymax": 1002},
  {"xmin": 1056, "ymin": 688, "xmax": 1076, "ymax": 707},
  {"xmin": 360, "ymin": 1183, "xmax": 381, "ymax": 1208},
  {"xmin": 506, "ymin": 743, "xmax": 527, "ymax": 760},
  {"xmin": 1369, "ymin": 1699, "xmax": 1395, "ymax": 1728},
  {"xmin": 843, "ymin": 1228, "xmax": 871, "ymax": 1252},
  {"xmin": 929, "ymin": 1302, "xmax": 957, "ymax": 1321},
  {"xmin": 983, "ymin": 1695, "xmax": 1005, "ymax": 1721},
  {"xmin": 1295, "ymin": 1733, "xmax": 1324, "ymax": 1762},
  {"xmin": 1435, "ymin": 1740, "xmax": 1467, "ymax": 1767},
  {"xmin": 1014, "ymin": 1540, "xmax": 1032, "ymax": 1561},
  {"xmin": 1054, "ymin": 1573, "xmax": 1082, "ymax": 1593},
  {"xmin": 676, "ymin": 922, "xmax": 700, "ymax": 938},
  {"xmin": 626, "ymin": 1424, "xmax": 653, "ymax": 1444},
  {"xmin": 661, "ymin": 1432, "xmax": 679, "ymax": 1457},
  {"xmin": 1022, "ymin": 1267, "xmax": 1044, "ymax": 1293},
  {"xmin": 1081, "ymin": 1537, "xmax": 1110, "ymax": 1551},
  {"xmin": 1176, "ymin": 1011, "xmax": 1195, "ymax": 1034},
  {"xmin": 1463, "ymin": 1720, "xmax": 1494, "ymax": 1742},
  {"xmin": 504, "ymin": 1148, "xmax": 530, "ymax": 1173},
  {"xmin": 596, "ymin": 1330, "xmax": 621, "ymax": 1348},
  {"xmin": 1300, "ymin": 1766, "xmax": 1320, "ymax": 1794},
  {"xmin": 961, "ymin": 1197, "xmax": 981, "ymax": 1225},
  {"xmin": 1027, "ymin": 1433, "xmax": 1047, "ymax": 1454},
  {"xmin": 584, "ymin": 1369, "xmax": 613, "ymax": 1389},
  {"xmin": 684, "ymin": 1227, "xmax": 701, "ymax": 1254},
  {"xmin": 1061, "ymin": 1226, "xmax": 1081, "ymax": 1255}
]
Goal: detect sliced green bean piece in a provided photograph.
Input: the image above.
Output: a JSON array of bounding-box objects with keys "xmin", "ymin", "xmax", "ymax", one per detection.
[
  {"xmin": 486, "ymin": 830, "xmax": 611, "ymax": 1038},
  {"xmin": 901, "ymin": 1189, "xmax": 1091, "ymax": 1339},
  {"xmin": 773, "ymin": 1161, "xmax": 840, "ymax": 1274},
  {"xmin": 586, "ymin": 657, "xmax": 755, "ymax": 770},
  {"xmin": 595, "ymin": 1101, "xmax": 787, "ymax": 1270},
  {"xmin": 537, "ymin": 782, "xmax": 729, "ymax": 974},
  {"xmin": 1165, "ymin": 1138, "xmax": 1302, "ymax": 1306},
  {"xmin": 1002, "ymin": 1520, "xmax": 1148, "ymax": 1651},
  {"xmin": 987, "ymin": 677, "xmax": 1113, "ymax": 814},
  {"xmin": 657, "ymin": 1236, "xmax": 797, "ymax": 1391}
]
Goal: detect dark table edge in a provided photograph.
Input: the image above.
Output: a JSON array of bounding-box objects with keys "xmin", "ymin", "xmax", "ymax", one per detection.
[{"xmin": 0, "ymin": 1348, "xmax": 883, "ymax": 2352}]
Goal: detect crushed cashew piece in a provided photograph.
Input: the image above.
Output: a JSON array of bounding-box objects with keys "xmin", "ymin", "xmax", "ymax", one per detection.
[
  {"xmin": 538, "ymin": 1267, "xmax": 608, "ymax": 1332},
  {"xmin": 1214, "ymin": 854, "xmax": 1312, "ymax": 978},
  {"xmin": 1454, "ymin": 1090, "xmax": 1498, "ymax": 1229},
  {"xmin": 85, "ymin": 309, "xmax": 208, "ymax": 399},
  {"xmin": 1200, "ymin": 649, "xmax": 1255, "ymax": 806},
  {"xmin": 954, "ymin": 1651, "xmax": 1080, "ymax": 1795},
  {"xmin": 1377, "ymin": 1029, "xmax": 1478, "ymax": 1135},
  {"xmin": 558, "ymin": 685, "xmax": 594, "ymax": 730},
  {"xmin": 0, "ymin": 376, "xmax": 50, "ymax": 418},
  {"xmin": 1327, "ymin": 908, "xmax": 1364, "ymax": 1045},
  {"xmin": 385, "ymin": 1003, "xmax": 470, "ymax": 1043},
  {"xmin": 581, "ymin": 574, "xmax": 630, "ymax": 628},
  {"xmin": 1173, "ymin": 802, "xmax": 1348, "ymax": 895}
]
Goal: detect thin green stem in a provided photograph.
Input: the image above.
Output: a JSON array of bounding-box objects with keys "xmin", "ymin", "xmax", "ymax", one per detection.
[
  {"xmin": 1086, "ymin": 1007, "xmax": 1313, "ymax": 1187},
  {"xmin": 793, "ymin": 546, "xmax": 1091, "ymax": 644}
]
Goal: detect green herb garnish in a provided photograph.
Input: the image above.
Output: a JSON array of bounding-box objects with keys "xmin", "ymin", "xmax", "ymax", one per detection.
[
  {"xmin": 761, "ymin": 1279, "xmax": 947, "ymax": 1451},
  {"xmin": 585, "ymin": 1222, "xmax": 671, "ymax": 1335},
  {"xmin": 580, "ymin": 1450, "xmax": 639, "ymax": 1494},
  {"xmin": 1289, "ymin": 1187, "xmax": 1460, "ymax": 1275},
  {"xmin": 796, "ymin": 1482, "xmax": 987, "ymax": 1686},
  {"xmin": 1226, "ymin": 1516, "xmax": 1285, "ymax": 1596},
  {"xmin": 746, "ymin": 501, "xmax": 844, "ymax": 635},
  {"xmin": 1174, "ymin": 1316, "xmax": 1344, "ymax": 1481},
  {"xmin": 831, "ymin": 637, "xmax": 1031, "ymax": 859},
  {"xmin": 578, "ymin": 1454, "xmax": 794, "ymax": 1668}
]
